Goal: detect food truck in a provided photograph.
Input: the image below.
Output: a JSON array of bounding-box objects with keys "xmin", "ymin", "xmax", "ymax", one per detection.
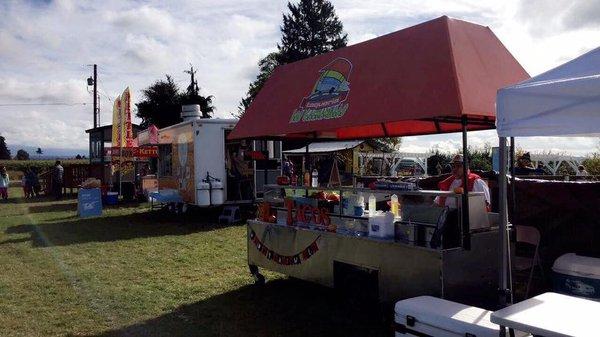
[
  {"xmin": 154, "ymin": 105, "xmax": 281, "ymax": 210},
  {"xmin": 228, "ymin": 16, "xmax": 530, "ymax": 306}
]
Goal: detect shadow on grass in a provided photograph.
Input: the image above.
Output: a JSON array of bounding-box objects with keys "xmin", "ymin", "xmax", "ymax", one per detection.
[
  {"xmin": 3, "ymin": 207, "xmax": 236, "ymax": 247},
  {"xmin": 82, "ymin": 278, "xmax": 390, "ymax": 337},
  {"xmin": 27, "ymin": 202, "xmax": 78, "ymax": 213},
  {"xmin": 26, "ymin": 200, "xmax": 145, "ymax": 214},
  {"xmin": 2, "ymin": 194, "xmax": 77, "ymax": 205}
]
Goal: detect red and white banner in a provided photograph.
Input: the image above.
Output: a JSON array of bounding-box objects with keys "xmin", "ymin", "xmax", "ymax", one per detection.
[{"xmin": 104, "ymin": 146, "xmax": 158, "ymax": 158}]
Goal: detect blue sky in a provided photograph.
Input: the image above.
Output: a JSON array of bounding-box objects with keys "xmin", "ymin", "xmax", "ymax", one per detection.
[{"xmin": 0, "ymin": 0, "xmax": 599, "ymax": 155}]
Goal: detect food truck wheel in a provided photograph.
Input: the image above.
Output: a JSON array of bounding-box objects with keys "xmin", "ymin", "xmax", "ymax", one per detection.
[
  {"xmin": 167, "ymin": 203, "xmax": 177, "ymax": 213},
  {"xmin": 178, "ymin": 203, "xmax": 188, "ymax": 214}
]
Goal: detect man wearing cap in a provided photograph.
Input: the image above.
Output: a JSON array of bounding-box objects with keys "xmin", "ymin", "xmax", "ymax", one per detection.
[
  {"xmin": 514, "ymin": 152, "xmax": 536, "ymax": 176},
  {"xmin": 435, "ymin": 154, "xmax": 490, "ymax": 209}
]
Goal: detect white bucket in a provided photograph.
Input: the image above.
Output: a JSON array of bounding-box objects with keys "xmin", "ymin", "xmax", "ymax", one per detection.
[{"xmin": 369, "ymin": 212, "xmax": 395, "ymax": 239}]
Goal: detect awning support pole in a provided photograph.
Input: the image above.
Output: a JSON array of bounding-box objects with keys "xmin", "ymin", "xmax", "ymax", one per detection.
[
  {"xmin": 263, "ymin": 140, "xmax": 268, "ymax": 197},
  {"xmin": 498, "ymin": 136, "xmax": 512, "ymax": 306},
  {"xmin": 509, "ymin": 137, "xmax": 516, "ymax": 219},
  {"xmin": 305, "ymin": 145, "xmax": 309, "ymax": 197},
  {"xmin": 461, "ymin": 117, "xmax": 471, "ymax": 250}
]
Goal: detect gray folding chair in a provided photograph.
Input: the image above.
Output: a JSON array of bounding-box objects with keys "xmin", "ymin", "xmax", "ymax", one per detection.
[{"xmin": 513, "ymin": 225, "xmax": 544, "ymax": 298}]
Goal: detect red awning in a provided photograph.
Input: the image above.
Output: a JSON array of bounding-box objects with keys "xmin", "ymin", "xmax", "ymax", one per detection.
[{"xmin": 229, "ymin": 16, "xmax": 529, "ymax": 140}]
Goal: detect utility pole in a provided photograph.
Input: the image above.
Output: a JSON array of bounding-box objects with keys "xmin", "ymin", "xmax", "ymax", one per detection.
[
  {"xmin": 93, "ymin": 64, "xmax": 98, "ymax": 128},
  {"xmin": 87, "ymin": 64, "xmax": 99, "ymax": 128}
]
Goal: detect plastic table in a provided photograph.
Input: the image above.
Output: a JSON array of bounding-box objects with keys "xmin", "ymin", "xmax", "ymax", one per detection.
[{"xmin": 491, "ymin": 292, "xmax": 600, "ymax": 337}]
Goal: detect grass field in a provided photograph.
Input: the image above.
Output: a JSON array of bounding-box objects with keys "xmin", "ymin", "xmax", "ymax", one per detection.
[{"xmin": 0, "ymin": 188, "xmax": 388, "ymax": 337}]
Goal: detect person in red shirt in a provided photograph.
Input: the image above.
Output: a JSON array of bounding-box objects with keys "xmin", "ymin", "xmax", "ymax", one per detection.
[{"xmin": 435, "ymin": 154, "xmax": 490, "ymax": 209}]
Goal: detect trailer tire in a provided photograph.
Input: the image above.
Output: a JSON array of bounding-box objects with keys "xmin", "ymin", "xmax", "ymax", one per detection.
[{"xmin": 178, "ymin": 203, "xmax": 188, "ymax": 214}]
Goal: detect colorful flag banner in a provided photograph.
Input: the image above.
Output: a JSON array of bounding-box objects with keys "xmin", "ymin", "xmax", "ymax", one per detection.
[
  {"xmin": 249, "ymin": 230, "xmax": 320, "ymax": 266},
  {"xmin": 111, "ymin": 96, "xmax": 122, "ymax": 147},
  {"xmin": 121, "ymin": 87, "xmax": 134, "ymax": 147}
]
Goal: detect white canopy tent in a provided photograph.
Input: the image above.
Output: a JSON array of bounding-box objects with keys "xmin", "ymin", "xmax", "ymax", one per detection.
[
  {"xmin": 497, "ymin": 47, "xmax": 600, "ymax": 137},
  {"xmin": 496, "ymin": 47, "xmax": 600, "ymax": 306}
]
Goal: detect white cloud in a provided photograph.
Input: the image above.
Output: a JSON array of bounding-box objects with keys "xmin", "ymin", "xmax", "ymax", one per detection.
[{"xmin": 0, "ymin": 0, "xmax": 598, "ymax": 156}]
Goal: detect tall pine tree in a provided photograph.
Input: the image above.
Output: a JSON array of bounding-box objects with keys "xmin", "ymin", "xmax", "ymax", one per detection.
[
  {"xmin": 136, "ymin": 75, "xmax": 181, "ymax": 128},
  {"xmin": 237, "ymin": 0, "xmax": 347, "ymax": 116},
  {"xmin": 136, "ymin": 73, "xmax": 215, "ymax": 128},
  {"xmin": 276, "ymin": 0, "xmax": 348, "ymax": 64},
  {"xmin": 0, "ymin": 135, "xmax": 10, "ymax": 160}
]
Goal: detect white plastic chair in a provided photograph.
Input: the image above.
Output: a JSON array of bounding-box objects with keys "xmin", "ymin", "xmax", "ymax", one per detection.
[{"xmin": 514, "ymin": 225, "xmax": 544, "ymax": 298}]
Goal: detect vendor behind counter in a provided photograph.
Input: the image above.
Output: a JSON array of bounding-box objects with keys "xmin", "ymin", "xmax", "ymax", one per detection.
[{"xmin": 434, "ymin": 154, "xmax": 490, "ymax": 210}]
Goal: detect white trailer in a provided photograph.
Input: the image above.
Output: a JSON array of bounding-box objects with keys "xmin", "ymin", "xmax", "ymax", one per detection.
[{"xmin": 154, "ymin": 105, "xmax": 281, "ymax": 209}]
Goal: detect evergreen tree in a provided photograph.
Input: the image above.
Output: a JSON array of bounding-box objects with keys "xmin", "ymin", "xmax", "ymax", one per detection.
[
  {"xmin": 276, "ymin": 0, "xmax": 348, "ymax": 64},
  {"xmin": 137, "ymin": 73, "xmax": 216, "ymax": 128},
  {"xmin": 136, "ymin": 75, "xmax": 181, "ymax": 129},
  {"xmin": 237, "ymin": 0, "xmax": 347, "ymax": 116},
  {"xmin": 0, "ymin": 135, "xmax": 10, "ymax": 160},
  {"xmin": 15, "ymin": 149, "xmax": 30, "ymax": 160}
]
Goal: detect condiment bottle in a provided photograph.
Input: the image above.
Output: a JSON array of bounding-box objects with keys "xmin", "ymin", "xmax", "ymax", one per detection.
[
  {"xmin": 391, "ymin": 194, "xmax": 399, "ymax": 217},
  {"xmin": 368, "ymin": 193, "xmax": 376, "ymax": 216},
  {"xmin": 304, "ymin": 171, "xmax": 310, "ymax": 186},
  {"xmin": 311, "ymin": 168, "xmax": 318, "ymax": 187}
]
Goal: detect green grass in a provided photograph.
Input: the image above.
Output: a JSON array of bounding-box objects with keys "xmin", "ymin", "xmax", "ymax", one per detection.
[{"xmin": 0, "ymin": 188, "xmax": 388, "ymax": 337}]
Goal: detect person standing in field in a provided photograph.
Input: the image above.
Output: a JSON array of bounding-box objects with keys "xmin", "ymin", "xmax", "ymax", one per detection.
[
  {"xmin": 577, "ymin": 165, "xmax": 589, "ymax": 177},
  {"xmin": 30, "ymin": 168, "xmax": 41, "ymax": 197},
  {"xmin": 0, "ymin": 166, "xmax": 9, "ymax": 201},
  {"xmin": 52, "ymin": 160, "xmax": 64, "ymax": 200},
  {"xmin": 24, "ymin": 168, "xmax": 38, "ymax": 198}
]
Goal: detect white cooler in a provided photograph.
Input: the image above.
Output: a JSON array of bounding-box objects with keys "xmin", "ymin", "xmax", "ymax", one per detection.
[
  {"xmin": 552, "ymin": 253, "xmax": 600, "ymax": 300},
  {"xmin": 394, "ymin": 296, "xmax": 528, "ymax": 337}
]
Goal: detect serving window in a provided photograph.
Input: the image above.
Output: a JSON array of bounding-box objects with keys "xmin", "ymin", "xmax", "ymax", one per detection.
[{"xmin": 158, "ymin": 145, "xmax": 173, "ymax": 177}]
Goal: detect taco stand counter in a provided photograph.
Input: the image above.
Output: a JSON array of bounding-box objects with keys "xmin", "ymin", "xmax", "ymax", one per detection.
[{"xmin": 248, "ymin": 185, "xmax": 499, "ymax": 305}]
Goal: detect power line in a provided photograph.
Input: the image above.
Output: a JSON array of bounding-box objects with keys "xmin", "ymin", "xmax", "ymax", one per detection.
[{"xmin": 0, "ymin": 102, "xmax": 88, "ymax": 107}]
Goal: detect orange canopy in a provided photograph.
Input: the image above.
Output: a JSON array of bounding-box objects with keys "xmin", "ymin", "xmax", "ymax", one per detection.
[{"xmin": 230, "ymin": 16, "xmax": 529, "ymax": 140}]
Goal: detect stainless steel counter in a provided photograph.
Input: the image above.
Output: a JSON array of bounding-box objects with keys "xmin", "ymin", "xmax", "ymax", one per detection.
[{"xmin": 247, "ymin": 220, "xmax": 499, "ymax": 306}]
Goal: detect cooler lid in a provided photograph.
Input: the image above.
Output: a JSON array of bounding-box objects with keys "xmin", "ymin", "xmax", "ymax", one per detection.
[
  {"xmin": 394, "ymin": 296, "xmax": 500, "ymax": 336},
  {"xmin": 552, "ymin": 253, "xmax": 600, "ymax": 279}
]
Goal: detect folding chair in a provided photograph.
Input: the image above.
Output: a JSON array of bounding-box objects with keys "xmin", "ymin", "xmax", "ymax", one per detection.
[{"xmin": 513, "ymin": 225, "xmax": 544, "ymax": 298}]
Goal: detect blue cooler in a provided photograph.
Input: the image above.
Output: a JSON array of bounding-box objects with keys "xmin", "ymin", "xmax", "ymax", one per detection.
[
  {"xmin": 104, "ymin": 192, "xmax": 119, "ymax": 205},
  {"xmin": 78, "ymin": 188, "xmax": 102, "ymax": 218},
  {"xmin": 552, "ymin": 253, "xmax": 600, "ymax": 300}
]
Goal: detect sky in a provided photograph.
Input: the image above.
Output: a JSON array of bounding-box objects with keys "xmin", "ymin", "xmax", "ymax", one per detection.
[{"xmin": 0, "ymin": 0, "xmax": 599, "ymax": 155}]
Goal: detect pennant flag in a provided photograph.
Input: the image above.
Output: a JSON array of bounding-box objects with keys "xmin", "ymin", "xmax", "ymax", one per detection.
[{"xmin": 249, "ymin": 230, "xmax": 320, "ymax": 266}]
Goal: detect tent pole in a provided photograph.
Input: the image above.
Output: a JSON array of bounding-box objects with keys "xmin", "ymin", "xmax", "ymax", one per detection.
[
  {"xmin": 509, "ymin": 137, "xmax": 516, "ymax": 218},
  {"xmin": 263, "ymin": 140, "xmax": 268, "ymax": 197},
  {"xmin": 498, "ymin": 136, "xmax": 511, "ymax": 306},
  {"xmin": 461, "ymin": 117, "xmax": 471, "ymax": 250},
  {"xmin": 305, "ymin": 145, "xmax": 309, "ymax": 197}
]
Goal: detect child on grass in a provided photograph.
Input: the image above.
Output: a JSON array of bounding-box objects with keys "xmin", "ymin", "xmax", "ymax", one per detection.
[{"xmin": 0, "ymin": 166, "xmax": 9, "ymax": 201}]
